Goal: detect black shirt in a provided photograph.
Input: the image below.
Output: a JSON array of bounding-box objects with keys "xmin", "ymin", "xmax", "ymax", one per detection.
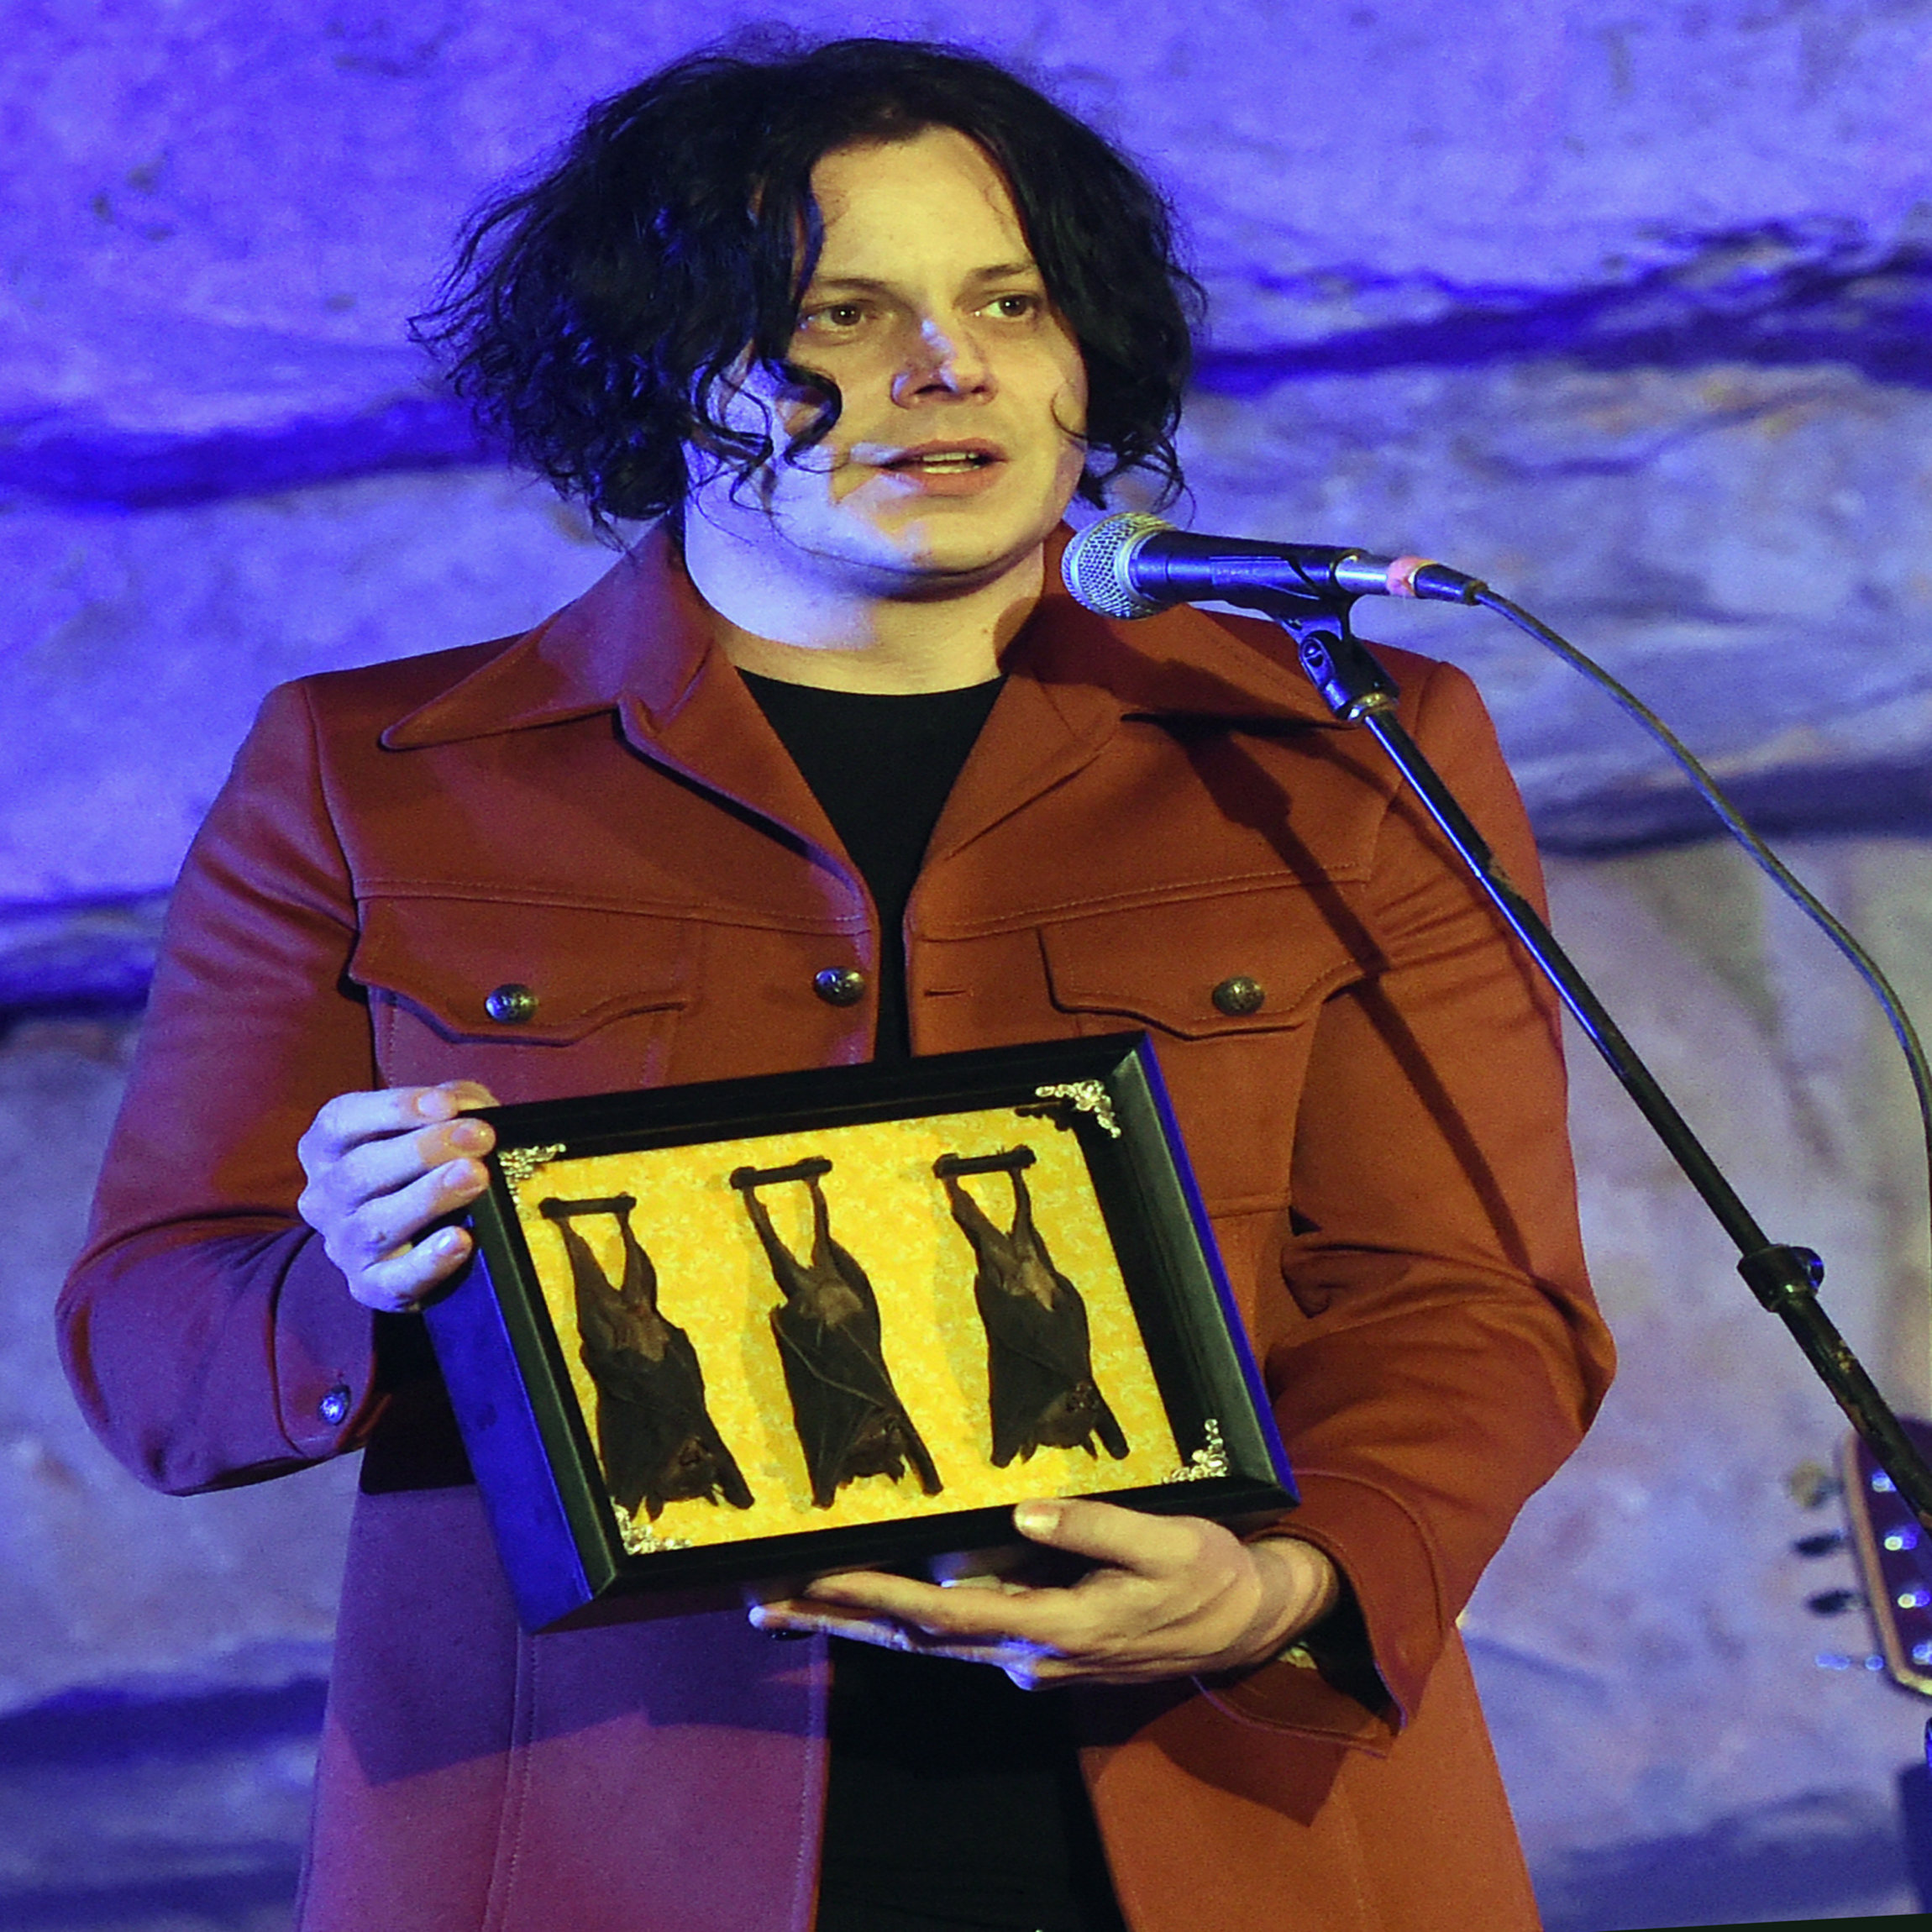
[
  {"xmin": 742, "ymin": 671, "xmax": 1128, "ymax": 1932},
  {"xmin": 741, "ymin": 672, "xmax": 1001, "ymax": 1060}
]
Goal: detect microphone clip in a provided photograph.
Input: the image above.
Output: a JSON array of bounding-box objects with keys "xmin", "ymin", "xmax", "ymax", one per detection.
[{"xmin": 1266, "ymin": 600, "xmax": 1402, "ymax": 726}]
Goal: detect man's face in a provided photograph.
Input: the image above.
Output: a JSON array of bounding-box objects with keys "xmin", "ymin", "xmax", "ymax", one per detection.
[{"xmin": 686, "ymin": 125, "xmax": 1089, "ymax": 599}]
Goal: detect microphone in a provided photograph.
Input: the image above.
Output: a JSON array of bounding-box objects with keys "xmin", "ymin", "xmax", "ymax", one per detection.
[{"xmin": 1061, "ymin": 512, "xmax": 1485, "ymax": 619}]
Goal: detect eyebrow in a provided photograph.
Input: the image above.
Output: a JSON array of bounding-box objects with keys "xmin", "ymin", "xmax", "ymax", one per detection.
[{"xmin": 801, "ymin": 261, "xmax": 1043, "ymax": 295}]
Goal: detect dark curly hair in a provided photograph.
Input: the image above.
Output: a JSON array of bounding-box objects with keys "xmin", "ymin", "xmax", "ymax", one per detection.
[{"xmin": 412, "ymin": 35, "xmax": 1202, "ymax": 524}]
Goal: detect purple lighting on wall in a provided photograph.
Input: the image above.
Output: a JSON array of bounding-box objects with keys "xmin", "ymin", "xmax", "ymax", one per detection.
[{"xmin": 0, "ymin": 395, "xmax": 501, "ymax": 511}]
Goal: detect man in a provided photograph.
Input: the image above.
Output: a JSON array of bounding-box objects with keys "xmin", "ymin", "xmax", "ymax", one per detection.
[{"xmin": 59, "ymin": 37, "xmax": 1612, "ymax": 1932}]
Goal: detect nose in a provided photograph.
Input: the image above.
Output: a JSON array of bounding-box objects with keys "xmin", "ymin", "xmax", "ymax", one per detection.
[{"xmin": 892, "ymin": 312, "xmax": 993, "ymax": 403}]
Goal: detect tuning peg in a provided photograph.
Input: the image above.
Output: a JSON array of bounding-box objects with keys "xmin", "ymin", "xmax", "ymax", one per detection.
[
  {"xmin": 1793, "ymin": 1531, "xmax": 1850, "ymax": 1558},
  {"xmin": 1806, "ymin": 1588, "xmax": 1866, "ymax": 1617}
]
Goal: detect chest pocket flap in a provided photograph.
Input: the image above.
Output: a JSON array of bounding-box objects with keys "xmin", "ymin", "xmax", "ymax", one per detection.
[
  {"xmin": 349, "ymin": 895, "xmax": 695, "ymax": 1045},
  {"xmin": 1039, "ymin": 885, "xmax": 1362, "ymax": 1039}
]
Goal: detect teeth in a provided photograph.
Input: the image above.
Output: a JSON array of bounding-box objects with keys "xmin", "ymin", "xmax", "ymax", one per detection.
[{"xmin": 911, "ymin": 454, "xmax": 984, "ymax": 470}]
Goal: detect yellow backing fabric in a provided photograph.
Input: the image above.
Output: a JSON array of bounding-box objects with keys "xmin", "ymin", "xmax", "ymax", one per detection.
[{"xmin": 510, "ymin": 1106, "xmax": 1181, "ymax": 1551}]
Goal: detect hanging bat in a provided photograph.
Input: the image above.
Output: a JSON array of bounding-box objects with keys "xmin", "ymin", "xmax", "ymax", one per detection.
[
  {"xmin": 538, "ymin": 1194, "xmax": 754, "ymax": 1521},
  {"xmin": 730, "ymin": 1158, "xmax": 942, "ymax": 1509},
  {"xmin": 933, "ymin": 1148, "xmax": 1130, "ymax": 1467}
]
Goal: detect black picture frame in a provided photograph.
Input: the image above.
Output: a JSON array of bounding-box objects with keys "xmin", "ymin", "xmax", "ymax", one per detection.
[{"xmin": 428, "ymin": 1032, "xmax": 1295, "ymax": 1632}]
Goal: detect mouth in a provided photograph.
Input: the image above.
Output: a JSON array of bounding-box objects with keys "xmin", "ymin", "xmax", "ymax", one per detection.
[{"xmin": 858, "ymin": 441, "xmax": 1005, "ymax": 475}]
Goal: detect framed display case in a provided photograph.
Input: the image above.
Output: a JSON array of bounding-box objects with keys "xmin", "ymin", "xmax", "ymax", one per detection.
[{"xmin": 426, "ymin": 1032, "xmax": 1294, "ymax": 1630}]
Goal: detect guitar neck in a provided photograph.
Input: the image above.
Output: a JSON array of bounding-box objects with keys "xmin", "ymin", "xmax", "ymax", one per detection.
[{"xmin": 1841, "ymin": 1417, "xmax": 1932, "ymax": 1697}]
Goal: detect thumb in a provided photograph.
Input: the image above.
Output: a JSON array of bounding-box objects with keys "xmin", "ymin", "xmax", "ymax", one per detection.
[{"xmin": 1011, "ymin": 1497, "xmax": 1200, "ymax": 1576}]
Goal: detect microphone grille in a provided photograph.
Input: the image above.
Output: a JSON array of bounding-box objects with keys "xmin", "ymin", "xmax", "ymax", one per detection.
[{"xmin": 1061, "ymin": 512, "xmax": 1173, "ymax": 620}]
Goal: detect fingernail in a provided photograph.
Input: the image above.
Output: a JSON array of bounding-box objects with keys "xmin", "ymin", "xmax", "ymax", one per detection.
[
  {"xmin": 432, "ymin": 1228, "xmax": 466, "ymax": 1256},
  {"xmin": 444, "ymin": 1158, "xmax": 481, "ymax": 1189},
  {"xmin": 1015, "ymin": 1501, "xmax": 1060, "ymax": 1537},
  {"xmin": 415, "ymin": 1089, "xmax": 454, "ymax": 1119},
  {"xmin": 749, "ymin": 1607, "xmax": 812, "ymax": 1641},
  {"xmin": 449, "ymin": 1120, "xmax": 491, "ymax": 1151}
]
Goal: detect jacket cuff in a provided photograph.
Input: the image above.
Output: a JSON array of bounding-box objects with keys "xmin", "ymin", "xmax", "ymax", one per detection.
[
  {"xmin": 1203, "ymin": 1467, "xmax": 1444, "ymax": 1744},
  {"xmin": 271, "ymin": 1231, "xmax": 377, "ymax": 1458}
]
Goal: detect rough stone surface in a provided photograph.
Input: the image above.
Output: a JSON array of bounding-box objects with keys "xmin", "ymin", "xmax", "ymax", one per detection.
[
  {"xmin": 11, "ymin": 3, "xmax": 1932, "ymax": 1927},
  {"xmin": 0, "ymin": 1018, "xmax": 351, "ymax": 1714},
  {"xmin": 0, "ymin": 894, "xmax": 167, "ymax": 1014},
  {"xmin": 8, "ymin": 837, "xmax": 1932, "ymax": 1927},
  {"xmin": 8, "ymin": 0, "xmax": 1932, "ymax": 446},
  {"xmin": 0, "ymin": 1679, "xmax": 319, "ymax": 1932},
  {"xmin": 0, "ymin": 473, "xmax": 612, "ymax": 904},
  {"xmin": 1466, "ymin": 840, "xmax": 1932, "ymax": 1926},
  {"xmin": 1176, "ymin": 360, "xmax": 1932, "ymax": 835},
  {"xmin": 5, "ymin": 4, "xmax": 1932, "ymax": 901}
]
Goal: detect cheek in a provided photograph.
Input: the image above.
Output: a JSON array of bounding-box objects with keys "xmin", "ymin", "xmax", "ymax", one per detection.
[
  {"xmin": 1046, "ymin": 362, "xmax": 1089, "ymax": 449},
  {"xmin": 1038, "ymin": 337, "xmax": 1089, "ymax": 441},
  {"xmin": 1060, "ymin": 368, "xmax": 1089, "ymax": 437}
]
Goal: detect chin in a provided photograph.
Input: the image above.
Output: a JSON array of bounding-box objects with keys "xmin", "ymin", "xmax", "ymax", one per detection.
[{"xmin": 868, "ymin": 502, "xmax": 1063, "ymax": 581}]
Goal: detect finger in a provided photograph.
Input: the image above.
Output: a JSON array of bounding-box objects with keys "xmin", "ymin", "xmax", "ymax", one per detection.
[
  {"xmin": 750, "ymin": 1600, "xmax": 1036, "ymax": 1667},
  {"xmin": 801, "ymin": 1570, "xmax": 1083, "ymax": 1649},
  {"xmin": 328, "ymin": 1111, "xmax": 496, "ymax": 1213},
  {"xmin": 348, "ymin": 1223, "xmax": 475, "ymax": 1314},
  {"xmin": 338, "ymin": 1155, "xmax": 490, "ymax": 1268},
  {"xmin": 301, "ymin": 1087, "xmax": 443, "ymax": 1166},
  {"xmin": 801, "ymin": 1570, "xmax": 1002, "ymax": 1626},
  {"xmin": 300, "ymin": 1082, "xmax": 496, "ymax": 1170},
  {"xmin": 749, "ymin": 1600, "xmax": 921, "ymax": 1647},
  {"xmin": 795, "ymin": 1572, "xmax": 957, "ymax": 1620},
  {"xmin": 1012, "ymin": 1498, "xmax": 1208, "ymax": 1577}
]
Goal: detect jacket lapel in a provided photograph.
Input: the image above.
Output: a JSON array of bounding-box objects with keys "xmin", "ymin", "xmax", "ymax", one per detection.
[
  {"xmin": 381, "ymin": 529, "xmax": 853, "ymax": 880},
  {"xmin": 377, "ymin": 522, "xmax": 1346, "ymax": 885},
  {"xmin": 925, "ymin": 528, "xmax": 1345, "ymax": 869}
]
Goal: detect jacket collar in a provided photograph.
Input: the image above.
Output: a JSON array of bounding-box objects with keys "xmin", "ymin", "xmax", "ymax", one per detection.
[
  {"xmin": 381, "ymin": 522, "xmax": 1344, "ymax": 755},
  {"xmin": 379, "ymin": 523, "xmax": 1347, "ymax": 877},
  {"xmin": 381, "ymin": 527, "xmax": 719, "ymax": 750}
]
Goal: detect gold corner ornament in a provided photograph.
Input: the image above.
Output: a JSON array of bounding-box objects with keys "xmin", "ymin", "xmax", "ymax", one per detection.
[
  {"xmin": 1165, "ymin": 1418, "xmax": 1228, "ymax": 1483},
  {"xmin": 1031, "ymin": 1080, "xmax": 1121, "ymax": 1138},
  {"xmin": 499, "ymin": 1142, "xmax": 568, "ymax": 1189},
  {"xmin": 616, "ymin": 1509, "xmax": 692, "ymax": 1556}
]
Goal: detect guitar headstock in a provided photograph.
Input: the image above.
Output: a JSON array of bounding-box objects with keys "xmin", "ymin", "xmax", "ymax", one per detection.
[{"xmin": 1840, "ymin": 1419, "xmax": 1932, "ymax": 1698}]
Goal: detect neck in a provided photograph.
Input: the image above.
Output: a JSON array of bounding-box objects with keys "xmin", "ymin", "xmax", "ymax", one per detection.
[{"xmin": 680, "ymin": 518, "xmax": 1045, "ymax": 695}]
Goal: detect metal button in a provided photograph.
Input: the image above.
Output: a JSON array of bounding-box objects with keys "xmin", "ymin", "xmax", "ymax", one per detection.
[
  {"xmin": 485, "ymin": 982, "xmax": 538, "ymax": 1025},
  {"xmin": 1211, "ymin": 974, "xmax": 1266, "ymax": 1017},
  {"xmin": 318, "ymin": 1384, "xmax": 353, "ymax": 1427},
  {"xmin": 813, "ymin": 967, "xmax": 868, "ymax": 1007}
]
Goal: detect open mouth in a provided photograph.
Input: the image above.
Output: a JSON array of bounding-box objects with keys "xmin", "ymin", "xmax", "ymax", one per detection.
[{"xmin": 880, "ymin": 449, "xmax": 999, "ymax": 473}]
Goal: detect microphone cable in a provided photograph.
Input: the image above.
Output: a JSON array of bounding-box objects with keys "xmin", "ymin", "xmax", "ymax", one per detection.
[{"xmin": 1473, "ymin": 583, "xmax": 1932, "ymax": 1230}]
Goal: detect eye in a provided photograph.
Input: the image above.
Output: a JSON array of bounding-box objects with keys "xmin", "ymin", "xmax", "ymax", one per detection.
[
  {"xmin": 798, "ymin": 301, "xmax": 869, "ymax": 333},
  {"xmin": 984, "ymin": 292, "xmax": 1042, "ymax": 319}
]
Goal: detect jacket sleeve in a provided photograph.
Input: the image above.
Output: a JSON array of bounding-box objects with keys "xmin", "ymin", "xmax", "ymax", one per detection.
[
  {"xmin": 58, "ymin": 680, "xmax": 381, "ymax": 1494},
  {"xmin": 1210, "ymin": 656, "xmax": 1614, "ymax": 1746}
]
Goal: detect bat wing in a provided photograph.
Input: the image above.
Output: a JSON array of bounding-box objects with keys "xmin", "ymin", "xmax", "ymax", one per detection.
[
  {"xmin": 773, "ymin": 1309, "xmax": 883, "ymax": 1508},
  {"xmin": 973, "ymin": 1275, "xmax": 1126, "ymax": 1464},
  {"xmin": 587, "ymin": 1328, "xmax": 754, "ymax": 1516},
  {"xmin": 772, "ymin": 1307, "xmax": 942, "ymax": 1505}
]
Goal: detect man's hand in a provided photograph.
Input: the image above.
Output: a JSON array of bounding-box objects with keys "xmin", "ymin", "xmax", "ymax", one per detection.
[
  {"xmin": 748, "ymin": 1498, "xmax": 1340, "ymax": 1687},
  {"xmin": 296, "ymin": 1081, "xmax": 500, "ymax": 1313}
]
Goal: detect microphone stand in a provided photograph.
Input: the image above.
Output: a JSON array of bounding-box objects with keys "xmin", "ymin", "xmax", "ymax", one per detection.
[{"xmin": 1249, "ymin": 590, "xmax": 1932, "ymax": 1530}]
